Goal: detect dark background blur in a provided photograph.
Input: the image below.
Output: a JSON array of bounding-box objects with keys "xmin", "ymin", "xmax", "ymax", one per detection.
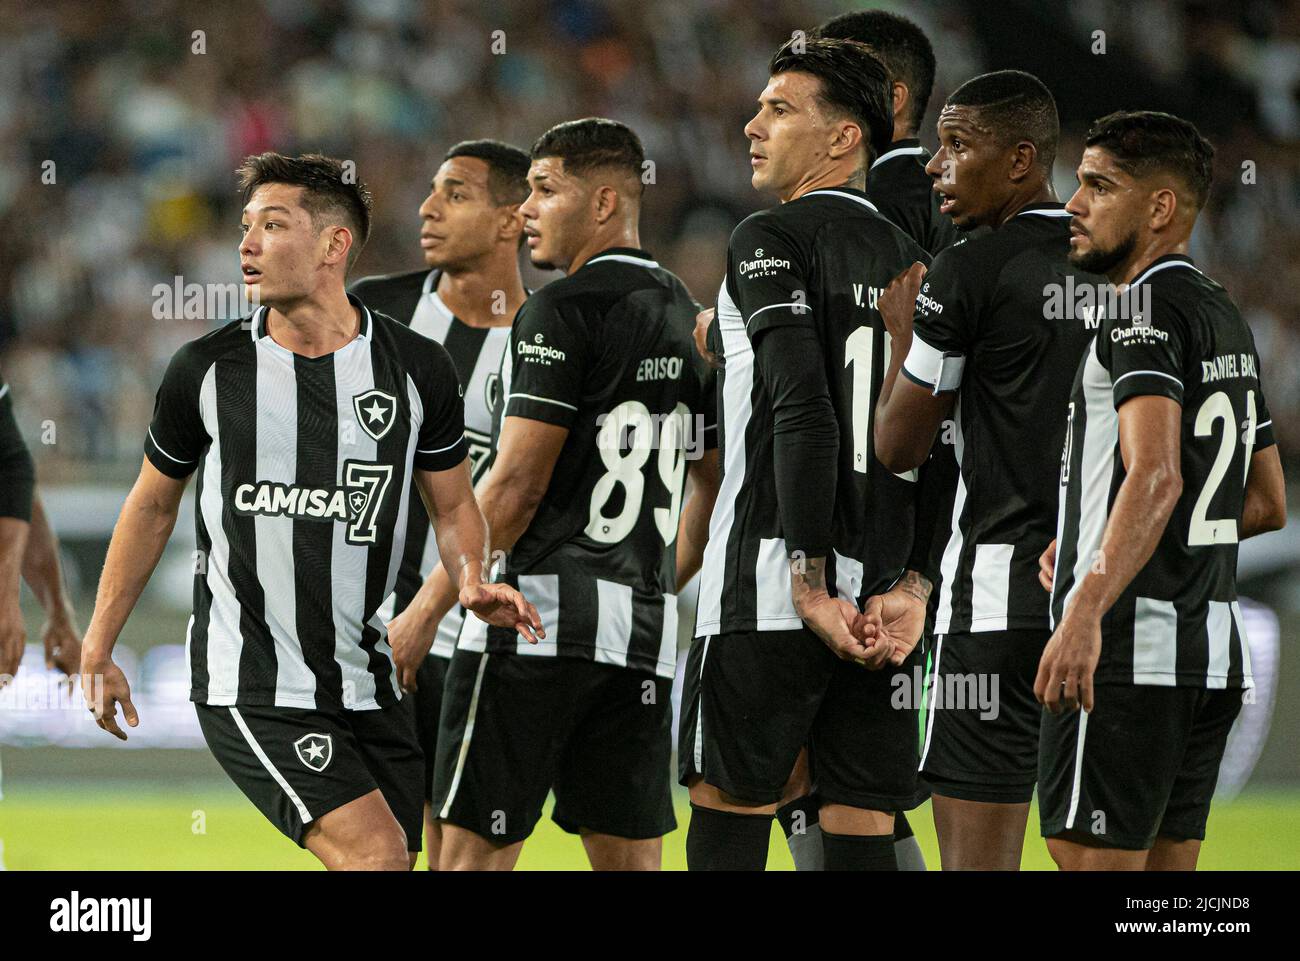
[{"xmin": 0, "ymin": 0, "xmax": 1297, "ymax": 785}]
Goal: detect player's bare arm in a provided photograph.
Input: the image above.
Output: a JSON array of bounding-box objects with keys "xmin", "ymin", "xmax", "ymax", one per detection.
[
  {"xmin": 1241, "ymin": 445, "xmax": 1287, "ymax": 539},
  {"xmin": 23, "ymin": 492, "xmax": 83, "ymax": 685},
  {"xmin": 675, "ymin": 448, "xmax": 720, "ymax": 590},
  {"xmin": 390, "ymin": 453, "xmax": 546, "ymax": 691},
  {"xmin": 874, "ymin": 262, "xmax": 954, "ymax": 472},
  {"xmin": 0, "ymin": 515, "xmax": 30, "ymax": 688},
  {"xmin": 1035, "ymin": 395, "xmax": 1182, "ymax": 714},
  {"xmin": 80, "ymin": 457, "xmax": 188, "ymax": 739}
]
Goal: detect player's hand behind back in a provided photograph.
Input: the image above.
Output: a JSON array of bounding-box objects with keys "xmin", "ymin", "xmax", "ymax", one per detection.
[
  {"xmin": 803, "ymin": 593, "xmax": 893, "ymax": 669},
  {"xmin": 858, "ymin": 584, "xmax": 927, "ymax": 667},
  {"xmin": 1038, "ymin": 538, "xmax": 1057, "ymax": 592},
  {"xmin": 694, "ymin": 307, "xmax": 723, "ymax": 370},
  {"xmin": 878, "ymin": 262, "xmax": 927, "ymax": 345},
  {"xmin": 461, "ymin": 582, "xmax": 546, "ymax": 645}
]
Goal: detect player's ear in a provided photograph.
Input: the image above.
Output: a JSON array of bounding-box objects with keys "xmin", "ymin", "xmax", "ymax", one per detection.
[
  {"xmin": 592, "ymin": 184, "xmax": 620, "ymax": 225},
  {"xmin": 1008, "ymin": 140, "xmax": 1037, "ymax": 183},
  {"xmin": 829, "ymin": 120, "xmax": 862, "ymax": 162},
  {"xmin": 500, "ymin": 203, "xmax": 524, "ymax": 244},
  {"xmin": 323, "ymin": 225, "xmax": 353, "ymax": 267},
  {"xmin": 1149, "ymin": 186, "xmax": 1178, "ymax": 232},
  {"xmin": 891, "ymin": 81, "xmax": 909, "ymax": 124}
]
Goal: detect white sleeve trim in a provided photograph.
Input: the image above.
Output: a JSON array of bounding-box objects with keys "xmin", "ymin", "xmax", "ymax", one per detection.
[
  {"xmin": 902, "ymin": 333, "xmax": 965, "ymax": 394},
  {"xmin": 147, "ymin": 427, "xmax": 196, "ymax": 464},
  {"xmin": 417, "ymin": 436, "xmax": 465, "ymax": 455},
  {"xmin": 745, "ymin": 302, "xmax": 811, "ymax": 327},
  {"xmin": 1112, "ymin": 369, "xmax": 1183, "ymax": 389},
  {"xmin": 506, "ymin": 392, "xmax": 578, "ymax": 412}
]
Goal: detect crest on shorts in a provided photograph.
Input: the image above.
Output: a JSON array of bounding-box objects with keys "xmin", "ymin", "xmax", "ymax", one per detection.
[
  {"xmin": 294, "ymin": 733, "xmax": 334, "ymax": 772},
  {"xmin": 352, "ymin": 389, "xmax": 397, "ymax": 442}
]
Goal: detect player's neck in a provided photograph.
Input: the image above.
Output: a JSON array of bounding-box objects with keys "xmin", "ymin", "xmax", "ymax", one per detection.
[
  {"xmin": 566, "ymin": 224, "xmax": 642, "ymax": 275},
  {"xmin": 435, "ymin": 253, "xmax": 526, "ymax": 328},
  {"xmin": 784, "ymin": 161, "xmax": 865, "ymax": 202},
  {"xmin": 264, "ymin": 287, "xmax": 360, "ymax": 358},
  {"xmin": 994, "ymin": 179, "xmax": 1058, "ymax": 227},
  {"xmin": 1111, "ymin": 234, "xmax": 1193, "ymax": 287}
]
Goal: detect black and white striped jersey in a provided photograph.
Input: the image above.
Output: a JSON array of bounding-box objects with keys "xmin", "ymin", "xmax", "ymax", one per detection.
[
  {"xmin": 695, "ymin": 188, "xmax": 930, "ymax": 637},
  {"xmin": 902, "ymin": 203, "xmax": 1101, "ymax": 636},
  {"xmin": 350, "ymin": 269, "xmax": 511, "ymax": 657},
  {"xmin": 458, "ymin": 247, "xmax": 716, "ymax": 679},
  {"xmin": 1052, "ymin": 256, "xmax": 1275, "ymax": 689},
  {"xmin": 143, "ymin": 296, "xmax": 469, "ymax": 710},
  {"xmin": 864, "ymin": 139, "xmax": 959, "ymax": 256}
]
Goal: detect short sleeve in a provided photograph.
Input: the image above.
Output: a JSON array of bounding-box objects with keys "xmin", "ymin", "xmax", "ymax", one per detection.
[
  {"xmin": 902, "ymin": 248, "xmax": 978, "ymax": 393},
  {"xmin": 144, "ymin": 344, "xmax": 211, "ymax": 479},
  {"xmin": 1102, "ymin": 288, "xmax": 1191, "ymax": 409},
  {"xmin": 1248, "ymin": 329, "xmax": 1275, "ymax": 451},
  {"xmin": 728, "ymin": 214, "xmax": 813, "ymax": 341},
  {"xmin": 413, "ymin": 339, "xmax": 470, "ymax": 472},
  {"xmin": 503, "ymin": 294, "xmax": 587, "ymax": 428}
]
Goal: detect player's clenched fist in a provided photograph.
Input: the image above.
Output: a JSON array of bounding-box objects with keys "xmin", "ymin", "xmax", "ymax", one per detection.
[
  {"xmin": 460, "ymin": 582, "xmax": 546, "ymax": 644},
  {"xmin": 877, "ymin": 261, "xmax": 927, "ymax": 343},
  {"xmin": 693, "ymin": 306, "xmax": 723, "ymax": 370}
]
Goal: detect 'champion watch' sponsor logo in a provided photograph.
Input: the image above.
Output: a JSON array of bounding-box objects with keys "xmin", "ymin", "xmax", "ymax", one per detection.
[{"xmin": 738, "ymin": 247, "xmax": 791, "ymax": 277}]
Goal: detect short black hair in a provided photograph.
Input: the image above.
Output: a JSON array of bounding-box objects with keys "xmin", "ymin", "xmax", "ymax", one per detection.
[
  {"xmin": 814, "ymin": 10, "xmax": 936, "ymax": 136},
  {"xmin": 444, "ymin": 139, "xmax": 530, "ymax": 205},
  {"xmin": 1084, "ymin": 111, "xmax": 1215, "ymax": 210},
  {"xmin": 237, "ymin": 152, "xmax": 373, "ymax": 270},
  {"xmin": 530, "ymin": 119, "xmax": 645, "ymax": 192},
  {"xmin": 946, "ymin": 70, "xmax": 1059, "ymax": 171},
  {"xmin": 769, "ymin": 36, "xmax": 893, "ymax": 165}
]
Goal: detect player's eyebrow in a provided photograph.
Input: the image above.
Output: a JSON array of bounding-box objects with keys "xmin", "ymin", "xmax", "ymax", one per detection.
[
  {"xmin": 1078, "ymin": 169, "xmax": 1117, "ymax": 187},
  {"xmin": 245, "ymin": 204, "xmax": 293, "ymax": 217},
  {"xmin": 760, "ymin": 96, "xmax": 796, "ymax": 111}
]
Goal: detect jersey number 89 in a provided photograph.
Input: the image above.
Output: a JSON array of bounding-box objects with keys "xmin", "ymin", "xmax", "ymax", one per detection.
[{"xmin": 587, "ymin": 400, "xmax": 690, "ymax": 545}]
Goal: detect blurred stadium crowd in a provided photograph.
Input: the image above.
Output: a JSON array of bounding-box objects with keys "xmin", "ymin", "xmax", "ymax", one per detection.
[{"xmin": 1, "ymin": 0, "xmax": 1297, "ymax": 481}]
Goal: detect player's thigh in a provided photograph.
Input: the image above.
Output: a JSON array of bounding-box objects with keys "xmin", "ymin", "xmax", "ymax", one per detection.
[
  {"xmin": 552, "ymin": 663, "xmax": 675, "ymax": 845},
  {"xmin": 429, "ymin": 650, "xmax": 563, "ymax": 846},
  {"xmin": 679, "ymin": 627, "xmax": 834, "ymax": 806},
  {"xmin": 811, "ymin": 644, "xmax": 924, "ymax": 820},
  {"xmin": 580, "ymin": 830, "xmax": 663, "ymax": 871},
  {"xmin": 1156, "ymin": 688, "xmax": 1243, "ymax": 847},
  {"xmin": 349, "ymin": 700, "xmax": 427, "ymax": 855},
  {"xmin": 305, "ymin": 788, "xmax": 410, "ymax": 871},
  {"xmin": 194, "ymin": 703, "xmax": 391, "ymax": 854},
  {"xmin": 920, "ymin": 630, "xmax": 1045, "ymax": 804},
  {"xmin": 1039, "ymin": 683, "xmax": 1199, "ymax": 851}
]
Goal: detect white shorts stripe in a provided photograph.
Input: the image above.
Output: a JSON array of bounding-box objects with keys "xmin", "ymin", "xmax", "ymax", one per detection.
[
  {"xmin": 438, "ymin": 654, "xmax": 490, "ymax": 820},
  {"xmin": 918, "ymin": 635, "xmax": 944, "ymax": 769},
  {"xmin": 229, "ymin": 707, "xmax": 312, "ymax": 824},
  {"xmin": 1064, "ymin": 709, "xmax": 1090, "ymax": 829}
]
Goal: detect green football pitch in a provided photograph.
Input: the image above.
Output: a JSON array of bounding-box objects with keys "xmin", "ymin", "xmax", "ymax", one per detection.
[{"xmin": 3, "ymin": 783, "xmax": 1298, "ymax": 870}]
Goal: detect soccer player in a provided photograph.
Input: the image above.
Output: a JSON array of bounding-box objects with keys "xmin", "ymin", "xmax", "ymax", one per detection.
[
  {"xmin": 0, "ymin": 374, "xmax": 82, "ymax": 690},
  {"xmin": 873, "ymin": 71, "xmax": 1100, "ymax": 869},
  {"xmin": 406, "ymin": 118, "xmax": 718, "ymax": 871},
  {"xmin": 681, "ymin": 37, "xmax": 932, "ymax": 872},
  {"xmin": 78, "ymin": 153, "xmax": 541, "ymax": 871},
  {"xmin": 349, "ymin": 139, "xmax": 530, "ymax": 868},
  {"xmin": 1038, "ymin": 111, "xmax": 1287, "ymax": 870}
]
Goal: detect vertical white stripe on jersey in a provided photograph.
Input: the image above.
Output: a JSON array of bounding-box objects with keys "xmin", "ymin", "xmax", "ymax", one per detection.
[
  {"xmin": 1205, "ymin": 600, "xmax": 1232, "ymax": 689},
  {"xmin": 593, "ymin": 579, "xmax": 633, "ymax": 668},
  {"xmin": 515, "ymin": 573, "xmax": 559, "ymax": 657},
  {"xmin": 198, "ymin": 365, "xmax": 244, "ymax": 703},
  {"xmin": 934, "ymin": 396, "xmax": 966, "ymax": 634},
  {"xmin": 1061, "ymin": 343, "xmax": 1117, "ymax": 630},
  {"xmin": 463, "ymin": 327, "xmax": 511, "ymax": 435},
  {"xmin": 458, "ymin": 608, "xmax": 488, "ymax": 651},
  {"xmin": 696, "ymin": 281, "xmax": 749, "ymax": 635},
  {"xmin": 409, "ymin": 272, "xmax": 455, "ymax": 343},
  {"xmin": 1132, "ymin": 597, "xmax": 1178, "ymax": 685},
  {"xmin": 657, "ymin": 594, "xmax": 679, "ymax": 678},
  {"xmin": 1231, "ymin": 601, "xmax": 1254, "ymax": 686},
  {"xmin": 329, "ymin": 338, "xmax": 385, "ymax": 707},
  {"xmin": 835, "ymin": 553, "xmax": 864, "ymax": 606},
  {"xmin": 970, "ymin": 543, "xmax": 1013, "ymax": 631},
  {"xmin": 255, "ymin": 344, "xmax": 314, "ymax": 705},
  {"xmin": 755, "ymin": 537, "xmax": 799, "ymax": 626},
  {"xmin": 1064, "ymin": 709, "xmax": 1089, "ymax": 829}
]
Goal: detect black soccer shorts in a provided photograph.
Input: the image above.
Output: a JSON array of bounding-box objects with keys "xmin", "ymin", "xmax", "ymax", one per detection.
[
  {"xmin": 918, "ymin": 629, "xmax": 1049, "ymax": 804},
  {"xmin": 196, "ymin": 701, "xmax": 425, "ymax": 851},
  {"xmin": 679, "ymin": 626, "xmax": 923, "ymax": 811},
  {"xmin": 430, "ymin": 650, "xmax": 676, "ymax": 846},
  {"xmin": 1039, "ymin": 683, "xmax": 1243, "ymax": 850},
  {"xmin": 403, "ymin": 654, "xmax": 451, "ymax": 802}
]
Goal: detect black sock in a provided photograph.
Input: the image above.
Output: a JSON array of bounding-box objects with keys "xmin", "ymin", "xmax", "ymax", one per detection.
[
  {"xmin": 822, "ymin": 831, "xmax": 898, "ymax": 871},
  {"xmin": 686, "ymin": 803, "xmax": 772, "ymax": 871},
  {"xmin": 775, "ymin": 794, "xmax": 820, "ymax": 839},
  {"xmin": 894, "ymin": 811, "xmax": 914, "ymax": 841}
]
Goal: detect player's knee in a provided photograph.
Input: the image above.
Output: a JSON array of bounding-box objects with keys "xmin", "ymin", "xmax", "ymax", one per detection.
[{"xmin": 334, "ymin": 823, "xmax": 409, "ymax": 871}]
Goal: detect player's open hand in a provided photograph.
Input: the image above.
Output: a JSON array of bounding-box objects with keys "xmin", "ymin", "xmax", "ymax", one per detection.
[
  {"xmin": 461, "ymin": 581, "xmax": 545, "ymax": 644},
  {"xmin": 1034, "ymin": 609, "xmax": 1101, "ymax": 714},
  {"xmin": 1038, "ymin": 538, "xmax": 1057, "ymax": 593},
  {"xmin": 804, "ymin": 593, "xmax": 893, "ymax": 669},
  {"xmin": 859, "ymin": 584, "xmax": 927, "ymax": 667},
  {"xmin": 878, "ymin": 261, "xmax": 927, "ymax": 345},
  {"xmin": 694, "ymin": 307, "xmax": 723, "ymax": 370},
  {"xmin": 388, "ymin": 606, "xmax": 437, "ymax": 693},
  {"xmin": 81, "ymin": 653, "xmax": 138, "ymax": 741}
]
